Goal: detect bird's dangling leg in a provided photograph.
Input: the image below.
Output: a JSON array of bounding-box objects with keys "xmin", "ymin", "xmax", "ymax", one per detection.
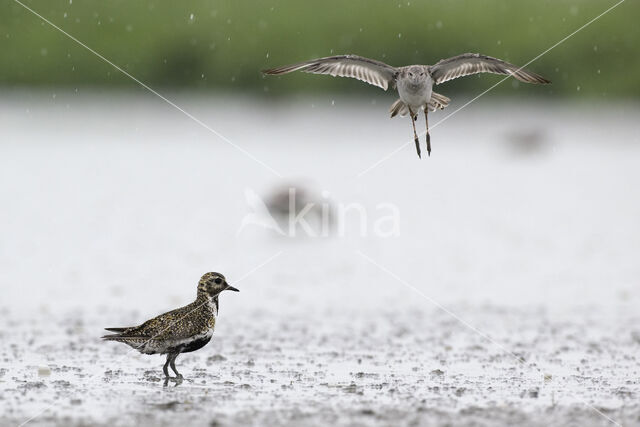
[
  {"xmin": 169, "ymin": 353, "xmax": 183, "ymax": 379},
  {"xmin": 408, "ymin": 107, "xmax": 421, "ymax": 158},
  {"xmin": 424, "ymin": 109, "xmax": 431, "ymax": 157}
]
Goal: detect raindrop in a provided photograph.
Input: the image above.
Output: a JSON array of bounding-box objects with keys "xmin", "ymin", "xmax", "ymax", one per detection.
[
  {"xmin": 577, "ymin": 85, "xmax": 580, "ymax": 91},
  {"xmin": 189, "ymin": 13, "xmax": 194, "ymax": 21},
  {"xmin": 266, "ymin": 52, "xmax": 269, "ymax": 58},
  {"xmin": 435, "ymin": 21, "xmax": 442, "ymax": 29},
  {"xmin": 398, "ymin": 33, "xmax": 402, "ymax": 38},
  {"xmin": 331, "ymin": 100, "xmax": 335, "ymax": 106}
]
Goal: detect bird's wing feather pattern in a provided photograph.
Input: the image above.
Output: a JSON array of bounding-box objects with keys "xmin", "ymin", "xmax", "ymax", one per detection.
[
  {"xmin": 103, "ymin": 304, "xmax": 200, "ymax": 341},
  {"xmin": 263, "ymin": 55, "xmax": 397, "ymax": 90},
  {"xmin": 429, "ymin": 53, "xmax": 550, "ymax": 85}
]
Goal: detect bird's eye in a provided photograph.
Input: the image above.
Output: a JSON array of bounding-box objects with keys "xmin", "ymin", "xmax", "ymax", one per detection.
[
  {"xmin": 409, "ymin": 72, "xmax": 413, "ymax": 77},
  {"xmin": 420, "ymin": 72, "xmax": 424, "ymax": 76},
  {"xmin": 214, "ymin": 278, "xmax": 222, "ymax": 285}
]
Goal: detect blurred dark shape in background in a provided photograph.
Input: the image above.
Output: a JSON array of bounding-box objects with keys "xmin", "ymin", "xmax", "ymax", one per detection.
[
  {"xmin": 266, "ymin": 182, "xmax": 336, "ymax": 238},
  {"xmin": 2, "ymin": 0, "xmax": 638, "ymax": 99},
  {"xmin": 502, "ymin": 128, "xmax": 549, "ymax": 157}
]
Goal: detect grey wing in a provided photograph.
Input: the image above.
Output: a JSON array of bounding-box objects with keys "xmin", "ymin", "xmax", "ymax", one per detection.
[
  {"xmin": 429, "ymin": 53, "xmax": 550, "ymax": 85},
  {"xmin": 262, "ymin": 55, "xmax": 397, "ymax": 90}
]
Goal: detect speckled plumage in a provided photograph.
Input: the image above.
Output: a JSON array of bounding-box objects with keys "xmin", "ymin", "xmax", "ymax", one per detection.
[{"xmin": 102, "ymin": 272, "xmax": 239, "ymax": 379}]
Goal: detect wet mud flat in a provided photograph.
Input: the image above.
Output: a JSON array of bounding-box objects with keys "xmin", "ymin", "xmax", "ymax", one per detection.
[
  {"xmin": 2, "ymin": 305, "xmax": 639, "ymax": 427},
  {"xmin": 1, "ymin": 95, "xmax": 640, "ymax": 425}
]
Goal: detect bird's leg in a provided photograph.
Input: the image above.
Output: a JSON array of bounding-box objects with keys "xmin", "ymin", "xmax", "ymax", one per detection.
[
  {"xmin": 163, "ymin": 354, "xmax": 171, "ymax": 378},
  {"xmin": 408, "ymin": 107, "xmax": 421, "ymax": 158},
  {"xmin": 169, "ymin": 353, "xmax": 183, "ymax": 379},
  {"xmin": 424, "ymin": 109, "xmax": 431, "ymax": 157}
]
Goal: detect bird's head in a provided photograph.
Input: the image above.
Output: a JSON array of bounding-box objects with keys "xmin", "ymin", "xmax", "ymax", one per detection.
[
  {"xmin": 197, "ymin": 272, "xmax": 239, "ymax": 298},
  {"xmin": 403, "ymin": 65, "xmax": 428, "ymax": 86}
]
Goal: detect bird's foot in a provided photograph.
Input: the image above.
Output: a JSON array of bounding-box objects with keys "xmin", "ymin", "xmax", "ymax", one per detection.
[
  {"xmin": 414, "ymin": 137, "xmax": 421, "ymax": 158},
  {"xmin": 163, "ymin": 377, "xmax": 183, "ymax": 387},
  {"xmin": 163, "ymin": 374, "xmax": 184, "ymax": 382},
  {"xmin": 163, "ymin": 371, "xmax": 183, "ymax": 380},
  {"xmin": 426, "ymin": 133, "xmax": 432, "ymax": 157}
]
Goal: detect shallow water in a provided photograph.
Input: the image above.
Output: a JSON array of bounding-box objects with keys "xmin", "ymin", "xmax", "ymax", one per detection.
[
  {"xmin": 1, "ymin": 92, "xmax": 639, "ymax": 426},
  {"xmin": 3, "ymin": 306, "xmax": 639, "ymax": 426}
]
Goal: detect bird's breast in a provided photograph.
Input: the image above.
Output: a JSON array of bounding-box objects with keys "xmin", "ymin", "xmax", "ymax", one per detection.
[{"xmin": 397, "ymin": 80, "xmax": 432, "ymax": 110}]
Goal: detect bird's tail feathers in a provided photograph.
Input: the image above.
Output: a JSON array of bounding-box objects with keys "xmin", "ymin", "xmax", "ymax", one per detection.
[
  {"xmin": 102, "ymin": 334, "xmax": 125, "ymax": 341},
  {"xmin": 101, "ymin": 334, "xmax": 148, "ymax": 344},
  {"xmin": 427, "ymin": 92, "xmax": 450, "ymax": 111},
  {"xmin": 389, "ymin": 99, "xmax": 410, "ymax": 118},
  {"xmin": 390, "ymin": 92, "xmax": 450, "ymax": 118}
]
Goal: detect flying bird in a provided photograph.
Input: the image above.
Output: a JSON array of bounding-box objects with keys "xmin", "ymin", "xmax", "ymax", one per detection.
[{"xmin": 263, "ymin": 53, "xmax": 550, "ymax": 158}]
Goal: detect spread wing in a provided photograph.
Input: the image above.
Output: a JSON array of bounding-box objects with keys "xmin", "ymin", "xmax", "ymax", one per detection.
[
  {"xmin": 263, "ymin": 55, "xmax": 397, "ymax": 90},
  {"xmin": 429, "ymin": 53, "xmax": 550, "ymax": 85}
]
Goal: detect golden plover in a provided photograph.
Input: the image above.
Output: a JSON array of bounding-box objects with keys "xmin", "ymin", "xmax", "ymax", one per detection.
[
  {"xmin": 263, "ymin": 53, "xmax": 550, "ymax": 158},
  {"xmin": 102, "ymin": 272, "xmax": 239, "ymax": 379}
]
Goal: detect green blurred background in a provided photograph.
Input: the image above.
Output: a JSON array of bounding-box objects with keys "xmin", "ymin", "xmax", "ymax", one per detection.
[{"xmin": 2, "ymin": 0, "xmax": 637, "ymax": 97}]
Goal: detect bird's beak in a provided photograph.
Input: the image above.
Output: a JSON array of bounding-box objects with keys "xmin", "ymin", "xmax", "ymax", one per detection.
[{"xmin": 225, "ymin": 284, "xmax": 239, "ymax": 292}]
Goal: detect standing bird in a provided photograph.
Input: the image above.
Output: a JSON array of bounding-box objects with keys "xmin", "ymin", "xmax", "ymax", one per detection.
[
  {"xmin": 263, "ymin": 53, "xmax": 550, "ymax": 158},
  {"xmin": 102, "ymin": 272, "xmax": 239, "ymax": 379}
]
